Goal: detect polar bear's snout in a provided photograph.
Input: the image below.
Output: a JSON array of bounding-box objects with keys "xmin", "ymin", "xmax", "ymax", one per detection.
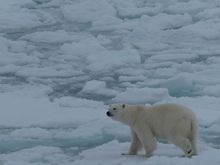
[{"xmin": 106, "ymin": 111, "xmax": 113, "ymax": 117}]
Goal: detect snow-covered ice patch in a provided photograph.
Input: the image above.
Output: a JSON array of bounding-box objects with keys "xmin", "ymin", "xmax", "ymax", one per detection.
[
  {"xmin": 21, "ymin": 30, "xmax": 74, "ymax": 44},
  {"xmin": 0, "ymin": 9, "xmax": 40, "ymax": 31},
  {"xmin": 86, "ymin": 49, "xmax": 141, "ymax": 72},
  {"xmin": 0, "ymin": 0, "xmax": 55, "ymax": 32},
  {"xmin": 0, "ymin": 91, "xmax": 106, "ymax": 127},
  {"xmin": 10, "ymin": 127, "xmax": 51, "ymax": 139},
  {"xmin": 140, "ymin": 13, "xmax": 193, "ymax": 30},
  {"xmin": 112, "ymin": 0, "xmax": 160, "ymax": 18},
  {"xmin": 56, "ymin": 96, "xmax": 104, "ymax": 109},
  {"xmin": 74, "ymin": 140, "xmax": 220, "ymax": 165},
  {"xmin": 202, "ymin": 84, "xmax": 220, "ymax": 97},
  {"xmin": 0, "ymin": 146, "xmax": 72, "ymax": 165},
  {"xmin": 62, "ymin": 0, "xmax": 116, "ymax": 23},
  {"xmin": 112, "ymin": 87, "xmax": 170, "ymax": 104},
  {"xmin": 16, "ymin": 67, "xmax": 83, "ymax": 78},
  {"xmin": 165, "ymin": 0, "xmax": 211, "ymax": 15},
  {"xmin": 148, "ymin": 53, "xmax": 198, "ymax": 63},
  {"xmin": 80, "ymin": 80, "xmax": 119, "ymax": 98},
  {"xmin": 61, "ymin": 35, "xmax": 105, "ymax": 58},
  {"xmin": 158, "ymin": 74, "xmax": 195, "ymax": 97}
]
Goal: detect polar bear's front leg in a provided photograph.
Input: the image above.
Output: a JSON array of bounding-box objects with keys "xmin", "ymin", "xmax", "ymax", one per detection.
[
  {"xmin": 128, "ymin": 130, "xmax": 142, "ymax": 155},
  {"xmin": 122, "ymin": 130, "xmax": 142, "ymax": 155},
  {"xmin": 135, "ymin": 126, "xmax": 156, "ymax": 157}
]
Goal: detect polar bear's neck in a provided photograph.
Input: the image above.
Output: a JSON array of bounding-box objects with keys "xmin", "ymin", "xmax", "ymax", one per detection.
[
  {"xmin": 119, "ymin": 105, "xmax": 145, "ymax": 127},
  {"xmin": 120, "ymin": 111, "xmax": 135, "ymax": 126}
]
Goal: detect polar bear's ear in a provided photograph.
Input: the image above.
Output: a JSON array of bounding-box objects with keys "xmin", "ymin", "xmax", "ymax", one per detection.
[{"xmin": 122, "ymin": 104, "xmax": 125, "ymax": 108}]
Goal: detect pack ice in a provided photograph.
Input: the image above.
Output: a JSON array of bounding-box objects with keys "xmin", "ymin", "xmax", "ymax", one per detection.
[{"xmin": 0, "ymin": 0, "xmax": 220, "ymax": 164}]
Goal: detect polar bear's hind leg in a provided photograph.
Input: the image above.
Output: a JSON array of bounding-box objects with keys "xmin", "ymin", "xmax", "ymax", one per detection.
[
  {"xmin": 189, "ymin": 120, "xmax": 198, "ymax": 156},
  {"xmin": 173, "ymin": 137, "xmax": 194, "ymax": 157}
]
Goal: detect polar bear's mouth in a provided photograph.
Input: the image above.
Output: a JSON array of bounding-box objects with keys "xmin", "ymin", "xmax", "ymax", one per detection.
[{"xmin": 106, "ymin": 111, "xmax": 113, "ymax": 117}]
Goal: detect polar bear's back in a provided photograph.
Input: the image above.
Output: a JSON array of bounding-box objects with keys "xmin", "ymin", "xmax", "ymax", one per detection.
[
  {"xmin": 147, "ymin": 103, "xmax": 197, "ymax": 140},
  {"xmin": 150, "ymin": 103, "xmax": 195, "ymax": 117},
  {"xmin": 150, "ymin": 103, "xmax": 196, "ymax": 123}
]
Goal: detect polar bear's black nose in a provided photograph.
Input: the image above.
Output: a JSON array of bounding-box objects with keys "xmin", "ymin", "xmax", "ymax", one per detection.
[{"xmin": 106, "ymin": 111, "xmax": 113, "ymax": 117}]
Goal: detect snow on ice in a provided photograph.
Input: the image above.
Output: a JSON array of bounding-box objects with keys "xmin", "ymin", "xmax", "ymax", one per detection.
[{"xmin": 0, "ymin": 0, "xmax": 220, "ymax": 164}]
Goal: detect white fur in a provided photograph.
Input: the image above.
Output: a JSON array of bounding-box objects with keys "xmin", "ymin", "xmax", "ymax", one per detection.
[{"xmin": 107, "ymin": 103, "xmax": 198, "ymax": 157}]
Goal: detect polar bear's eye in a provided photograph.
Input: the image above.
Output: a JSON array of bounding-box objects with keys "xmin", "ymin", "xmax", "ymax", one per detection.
[{"xmin": 113, "ymin": 108, "xmax": 116, "ymax": 110}]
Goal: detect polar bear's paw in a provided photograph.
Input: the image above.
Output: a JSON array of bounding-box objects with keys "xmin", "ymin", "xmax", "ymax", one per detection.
[
  {"xmin": 181, "ymin": 138, "xmax": 194, "ymax": 157},
  {"xmin": 121, "ymin": 152, "xmax": 136, "ymax": 156}
]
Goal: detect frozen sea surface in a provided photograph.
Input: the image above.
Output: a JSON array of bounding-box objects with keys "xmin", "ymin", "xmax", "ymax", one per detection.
[{"xmin": 0, "ymin": 0, "xmax": 220, "ymax": 164}]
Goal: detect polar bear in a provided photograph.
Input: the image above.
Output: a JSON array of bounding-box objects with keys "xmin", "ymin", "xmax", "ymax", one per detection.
[{"xmin": 106, "ymin": 103, "xmax": 198, "ymax": 157}]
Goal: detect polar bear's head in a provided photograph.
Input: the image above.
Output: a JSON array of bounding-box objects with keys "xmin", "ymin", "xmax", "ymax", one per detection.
[
  {"xmin": 106, "ymin": 104, "xmax": 126, "ymax": 121},
  {"xmin": 106, "ymin": 104, "xmax": 141, "ymax": 126}
]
